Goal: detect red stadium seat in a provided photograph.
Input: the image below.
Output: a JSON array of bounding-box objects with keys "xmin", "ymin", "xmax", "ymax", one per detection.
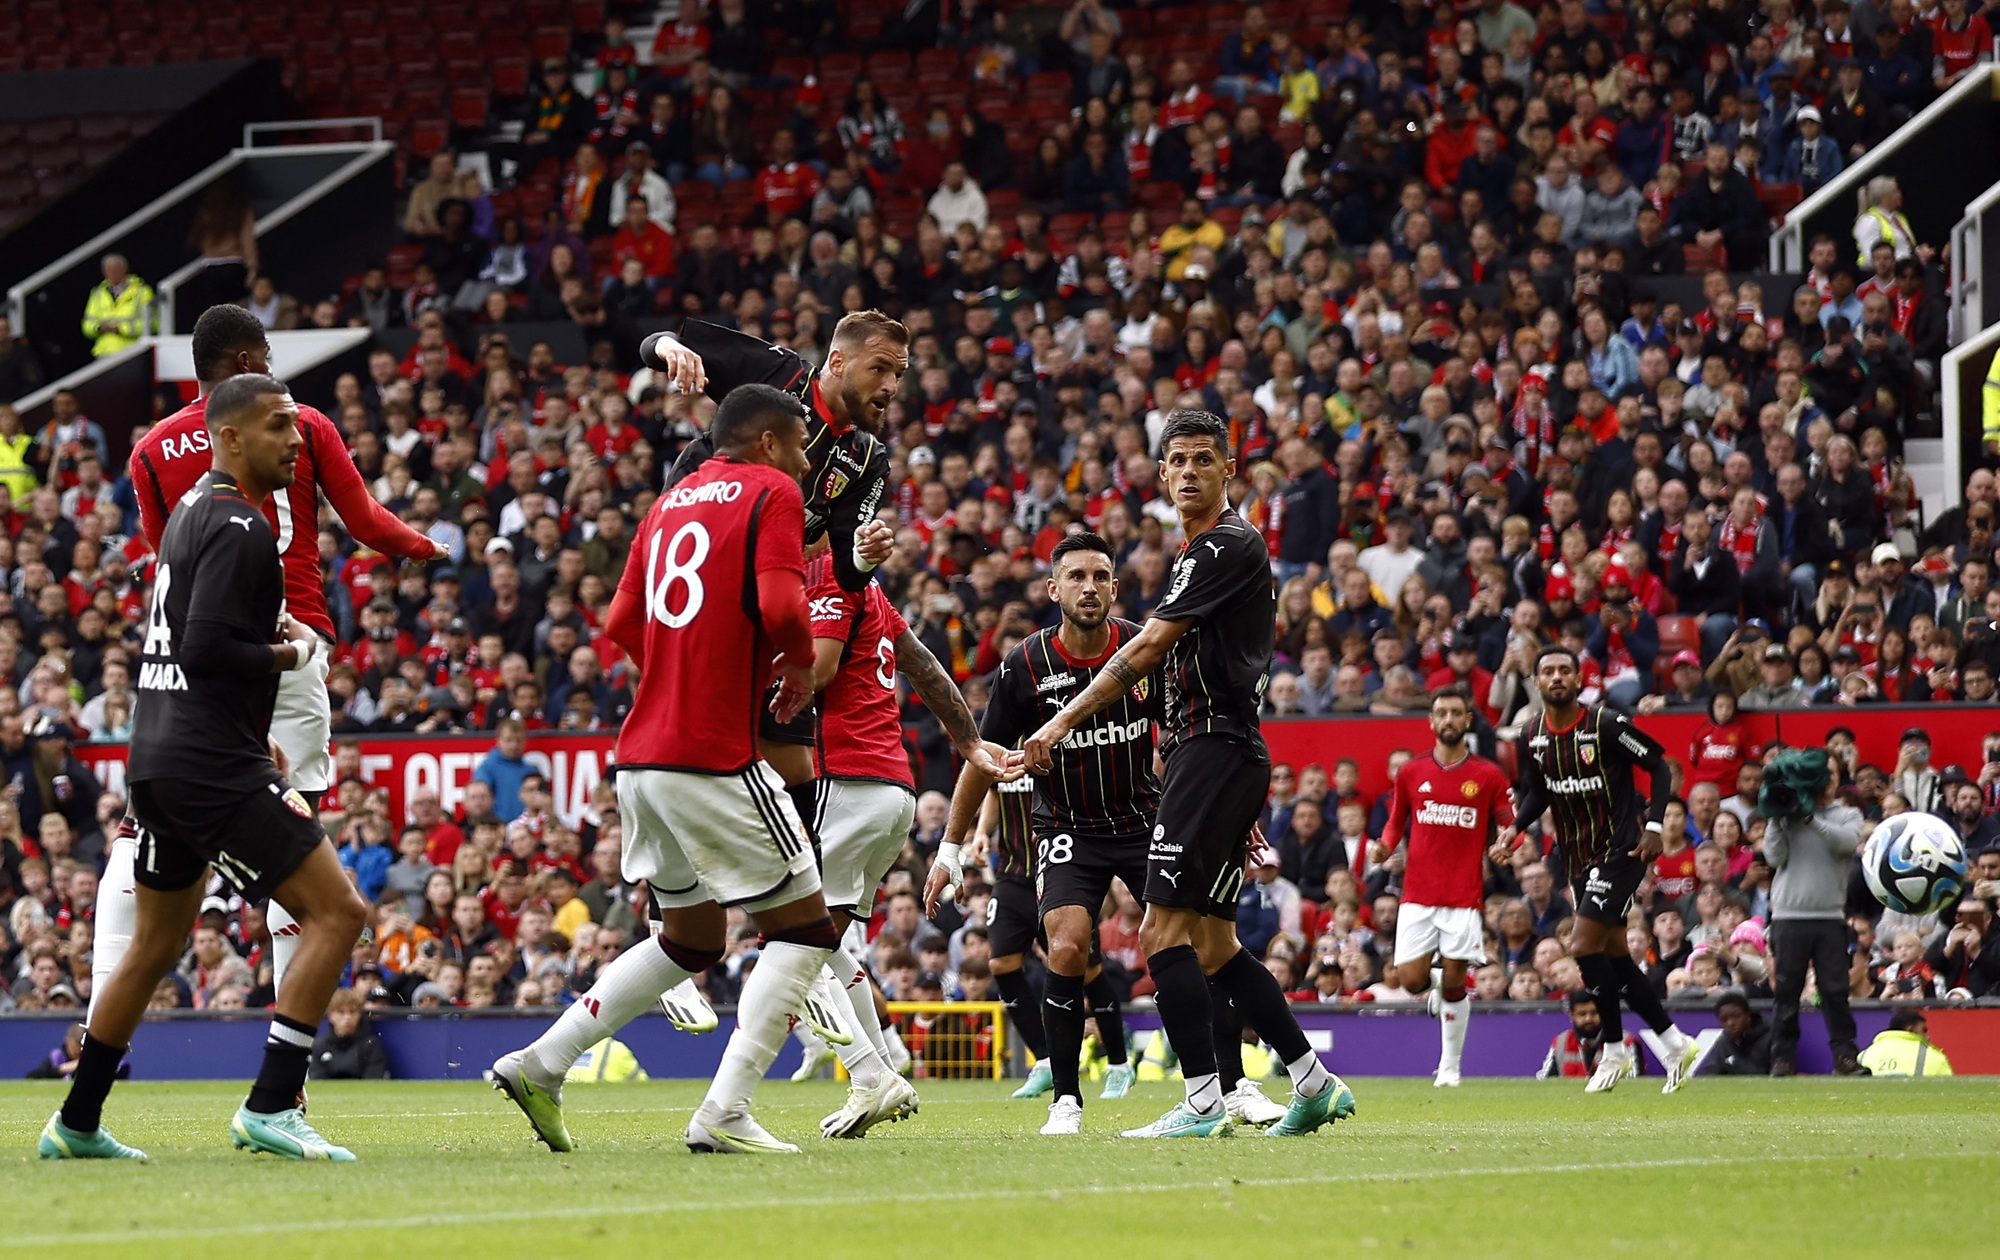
[
  {"xmin": 1760, "ymin": 182, "xmax": 1803, "ymax": 222},
  {"xmin": 452, "ymin": 89, "xmax": 490, "ymax": 130},
  {"xmin": 492, "ymin": 57, "xmax": 532, "ymax": 98},
  {"xmin": 410, "ymin": 117, "xmax": 451, "ymax": 159},
  {"xmin": 531, "ymin": 26, "xmax": 570, "ymax": 62},
  {"xmin": 1683, "ymin": 243, "xmax": 1726, "ymax": 271}
]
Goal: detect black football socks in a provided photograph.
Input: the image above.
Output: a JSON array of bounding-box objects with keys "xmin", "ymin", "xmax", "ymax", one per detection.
[
  {"xmin": 59, "ymin": 1033, "xmax": 127, "ymax": 1133},
  {"xmin": 1043, "ymin": 970, "xmax": 1087, "ymax": 1102}
]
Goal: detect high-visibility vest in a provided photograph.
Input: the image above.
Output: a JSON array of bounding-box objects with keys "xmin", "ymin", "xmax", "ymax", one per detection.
[
  {"xmin": 1856, "ymin": 1029, "xmax": 1953, "ymax": 1077},
  {"xmin": 0, "ymin": 433, "xmax": 34, "ymax": 501},
  {"xmin": 1983, "ymin": 345, "xmax": 2000, "ymax": 449},
  {"xmin": 1856, "ymin": 207, "xmax": 1915, "ymax": 264},
  {"xmin": 81, "ymin": 278, "xmax": 154, "ymax": 357}
]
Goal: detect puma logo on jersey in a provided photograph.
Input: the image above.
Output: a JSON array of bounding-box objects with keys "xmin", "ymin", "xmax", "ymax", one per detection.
[
  {"xmin": 1203, "ymin": 540, "xmax": 1224, "ymax": 556},
  {"xmin": 1049, "ymin": 999, "xmax": 1075, "ymax": 1010},
  {"xmin": 1158, "ymin": 870, "xmax": 1182, "ymax": 887},
  {"xmin": 809, "ymin": 596, "xmax": 845, "ymax": 621},
  {"xmin": 228, "ymin": 515, "xmax": 255, "ymax": 531}
]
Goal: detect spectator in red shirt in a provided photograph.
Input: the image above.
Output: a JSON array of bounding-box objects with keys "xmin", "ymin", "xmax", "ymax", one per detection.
[
  {"xmin": 752, "ymin": 129, "xmax": 821, "ymax": 225},
  {"xmin": 1688, "ymin": 691, "xmax": 1750, "ymax": 790},
  {"xmin": 608, "ymin": 197, "xmax": 676, "ymax": 284}
]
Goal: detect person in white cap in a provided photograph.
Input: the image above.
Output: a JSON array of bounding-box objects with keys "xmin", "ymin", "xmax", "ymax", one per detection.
[
  {"xmin": 1777, "ymin": 105, "xmax": 1843, "ymax": 194},
  {"xmin": 1870, "ymin": 541, "xmax": 1936, "ymax": 628}
]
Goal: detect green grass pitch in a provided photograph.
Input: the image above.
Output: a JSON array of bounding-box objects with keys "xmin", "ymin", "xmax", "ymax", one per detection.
[{"xmin": 3, "ymin": 1076, "xmax": 1995, "ymax": 1257}]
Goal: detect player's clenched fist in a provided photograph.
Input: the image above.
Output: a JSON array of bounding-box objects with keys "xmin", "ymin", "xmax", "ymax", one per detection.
[{"xmin": 855, "ymin": 518, "xmax": 895, "ymax": 569}]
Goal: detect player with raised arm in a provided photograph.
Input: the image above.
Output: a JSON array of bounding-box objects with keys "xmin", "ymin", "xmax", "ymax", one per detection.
[
  {"xmin": 41, "ymin": 375, "xmax": 371, "ymax": 1162},
  {"xmin": 643, "ymin": 311, "xmax": 906, "ymax": 844},
  {"xmin": 488, "ymin": 384, "xmax": 844, "ymax": 1155},
  {"xmin": 767, "ymin": 550, "xmax": 1018, "ymax": 1138},
  {"xmin": 926, "ymin": 533, "xmax": 1154, "ymax": 1133},
  {"xmin": 1378, "ymin": 686, "xmax": 1514, "ymax": 1087},
  {"xmin": 1497, "ymin": 646, "xmax": 1702, "ymax": 1093},
  {"xmin": 1024, "ymin": 411, "xmax": 1353, "ymax": 1140},
  {"xmin": 92, "ymin": 305, "xmax": 444, "ymax": 1027}
]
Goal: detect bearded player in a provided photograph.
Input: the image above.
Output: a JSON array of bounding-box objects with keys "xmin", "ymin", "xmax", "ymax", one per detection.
[
  {"xmin": 642, "ymin": 312, "xmax": 905, "ymax": 851},
  {"xmin": 94, "ymin": 305, "xmax": 442, "ymax": 1025},
  {"xmin": 794, "ymin": 550, "xmax": 1020, "ymax": 1137},
  {"xmin": 1026, "ymin": 412, "xmax": 1352, "ymax": 1139},
  {"xmin": 1498, "ymin": 646, "xmax": 1701, "ymax": 1093},
  {"xmin": 1377, "ymin": 686, "xmax": 1513, "ymax": 1087},
  {"xmin": 928, "ymin": 534, "xmax": 1163, "ymax": 1133}
]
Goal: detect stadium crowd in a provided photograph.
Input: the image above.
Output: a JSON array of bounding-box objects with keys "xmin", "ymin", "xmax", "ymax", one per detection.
[{"xmin": 1, "ymin": 0, "xmax": 1998, "ymax": 1075}]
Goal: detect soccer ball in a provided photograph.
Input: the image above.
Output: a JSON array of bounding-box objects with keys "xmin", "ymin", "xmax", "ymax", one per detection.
[{"xmin": 1862, "ymin": 811, "xmax": 1968, "ymax": 915}]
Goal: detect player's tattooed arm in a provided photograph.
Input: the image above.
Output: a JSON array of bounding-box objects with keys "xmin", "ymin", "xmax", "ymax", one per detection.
[
  {"xmin": 896, "ymin": 630, "xmax": 1022, "ymax": 784},
  {"xmin": 896, "ymin": 629, "xmax": 982, "ymax": 751}
]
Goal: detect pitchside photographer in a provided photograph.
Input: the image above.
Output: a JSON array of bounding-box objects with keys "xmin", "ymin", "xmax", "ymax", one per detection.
[{"xmin": 1759, "ymin": 749, "xmax": 1867, "ymax": 1077}]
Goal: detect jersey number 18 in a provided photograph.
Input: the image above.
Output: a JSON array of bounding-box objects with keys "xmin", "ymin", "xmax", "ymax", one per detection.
[{"xmin": 646, "ymin": 521, "xmax": 711, "ymax": 629}]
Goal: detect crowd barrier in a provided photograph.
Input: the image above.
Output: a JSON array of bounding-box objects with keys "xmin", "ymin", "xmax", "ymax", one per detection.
[
  {"xmin": 1, "ymin": 1005, "xmax": 1991, "ymax": 1079},
  {"xmin": 65, "ymin": 707, "xmax": 2000, "ymax": 830}
]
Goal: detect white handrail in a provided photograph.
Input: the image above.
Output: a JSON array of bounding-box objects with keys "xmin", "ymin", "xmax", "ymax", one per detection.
[
  {"xmin": 6, "ymin": 152, "xmax": 244, "ymax": 339},
  {"xmin": 154, "ymin": 141, "xmax": 394, "ymax": 332},
  {"xmin": 1949, "ymin": 177, "xmax": 2000, "ymax": 346},
  {"xmin": 1769, "ymin": 65, "xmax": 1999, "ymax": 272},
  {"xmin": 1939, "ymin": 319, "xmax": 2000, "ymax": 506},
  {"xmin": 242, "ymin": 117, "xmax": 383, "ymax": 148}
]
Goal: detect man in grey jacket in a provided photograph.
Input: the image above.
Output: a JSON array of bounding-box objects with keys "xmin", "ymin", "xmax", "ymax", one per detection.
[{"xmin": 1761, "ymin": 749, "xmax": 1868, "ymax": 1076}]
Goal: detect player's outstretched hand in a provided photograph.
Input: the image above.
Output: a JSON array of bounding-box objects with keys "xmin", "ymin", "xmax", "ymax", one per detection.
[
  {"xmin": 1244, "ymin": 822, "xmax": 1277, "ymax": 873},
  {"xmin": 856, "ymin": 519, "xmax": 895, "ymax": 568},
  {"xmin": 1630, "ymin": 827, "xmax": 1665, "ymax": 863},
  {"xmin": 770, "ymin": 664, "xmax": 814, "ymax": 723},
  {"xmin": 966, "ymin": 739, "xmax": 1026, "ymax": 783},
  {"xmin": 922, "ymin": 856, "xmax": 960, "ymax": 917},
  {"xmin": 1488, "ymin": 826, "xmax": 1517, "ymax": 866},
  {"xmin": 1023, "ymin": 719, "xmax": 1069, "ymax": 775},
  {"xmin": 642, "ymin": 333, "xmax": 707, "ymax": 394}
]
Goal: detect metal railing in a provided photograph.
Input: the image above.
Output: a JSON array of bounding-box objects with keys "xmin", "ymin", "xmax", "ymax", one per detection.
[
  {"xmin": 242, "ymin": 117, "xmax": 383, "ymax": 149},
  {"xmin": 1769, "ymin": 65, "xmax": 1997, "ymax": 272}
]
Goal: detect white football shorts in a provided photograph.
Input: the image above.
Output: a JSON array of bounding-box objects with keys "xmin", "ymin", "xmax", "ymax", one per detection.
[
  {"xmin": 1393, "ymin": 903, "xmax": 1487, "ymax": 967},
  {"xmin": 615, "ymin": 763, "xmax": 819, "ymax": 914},
  {"xmin": 814, "ymin": 778, "xmax": 916, "ymax": 919},
  {"xmin": 271, "ymin": 648, "xmax": 333, "ymax": 794}
]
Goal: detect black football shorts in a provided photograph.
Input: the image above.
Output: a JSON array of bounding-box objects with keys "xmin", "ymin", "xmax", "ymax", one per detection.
[
  {"xmin": 1038, "ymin": 827, "xmax": 1150, "ymax": 918},
  {"xmin": 130, "ymin": 777, "xmax": 327, "ymax": 902},
  {"xmin": 1571, "ymin": 849, "xmax": 1649, "ymax": 927},
  {"xmin": 987, "ymin": 872, "xmax": 1041, "ymax": 958},
  {"xmin": 1147, "ymin": 736, "xmax": 1271, "ymax": 917},
  {"xmin": 759, "ymin": 681, "xmax": 817, "ymax": 747}
]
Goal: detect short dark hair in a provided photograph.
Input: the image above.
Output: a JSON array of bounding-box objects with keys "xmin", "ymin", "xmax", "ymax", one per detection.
[
  {"xmin": 1888, "ymin": 1008, "xmax": 1929, "ymax": 1032},
  {"xmin": 1712, "ymin": 987, "xmax": 1752, "ymax": 1016},
  {"xmin": 1430, "ymin": 683, "xmax": 1471, "ymax": 710},
  {"xmin": 1159, "ymin": 408, "xmax": 1230, "ymax": 455},
  {"xmin": 830, "ymin": 309, "xmax": 910, "ymax": 353},
  {"xmin": 710, "ymin": 383, "xmax": 807, "ymax": 453},
  {"xmin": 1535, "ymin": 644, "xmax": 1580, "ymax": 671},
  {"xmin": 1049, "ymin": 530, "xmax": 1114, "ymax": 572},
  {"xmin": 1567, "ymin": 989, "xmax": 1598, "ymax": 1011},
  {"xmin": 205, "ymin": 373, "xmax": 288, "ymax": 433},
  {"xmin": 191, "ymin": 303, "xmax": 268, "ymax": 382}
]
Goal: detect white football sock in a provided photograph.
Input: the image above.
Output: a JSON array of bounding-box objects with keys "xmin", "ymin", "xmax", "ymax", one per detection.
[
  {"xmin": 883, "ymin": 1019, "xmax": 912, "ymax": 1075},
  {"xmin": 87, "ymin": 832, "xmax": 137, "ymax": 1028},
  {"xmin": 268, "ymin": 900, "xmax": 301, "ymax": 997},
  {"xmin": 829, "ymin": 951, "xmax": 890, "ymax": 1088},
  {"xmin": 704, "ymin": 940, "xmax": 830, "ymax": 1115},
  {"xmin": 526, "ymin": 937, "xmax": 690, "ymax": 1083},
  {"xmin": 1285, "ymin": 1048, "xmax": 1332, "ymax": 1097},
  {"xmin": 1184, "ymin": 1071, "xmax": 1223, "ymax": 1113},
  {"xmin": 1440, "ymin": 996, "xmax": 1471, "ymax": 1072}
]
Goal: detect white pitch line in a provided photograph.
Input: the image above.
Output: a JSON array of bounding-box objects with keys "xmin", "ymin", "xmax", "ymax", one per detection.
[{"xmin": 1, "ymin": 1151, "xmax": 1905, "ymax": 1248}]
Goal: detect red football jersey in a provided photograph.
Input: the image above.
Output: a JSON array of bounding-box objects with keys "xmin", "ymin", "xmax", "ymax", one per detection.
[
  {"xmin": 805, "ymin": 555, "xmax": 914, "ymax": 787},
  {"xmin": 128, "ymin": 396, "xmax": 435, "ymax": 637},
  {"xmin": 614, "ymin": 457, "xmax": 805, "ymax": 774},
  {"xmin": 1687, "ymin": 719, "xmax": 1747, "ymax": 790},
  {"xmin": 1380, "ymin": 749, "xmax": 1514, "ymax": 909}
]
